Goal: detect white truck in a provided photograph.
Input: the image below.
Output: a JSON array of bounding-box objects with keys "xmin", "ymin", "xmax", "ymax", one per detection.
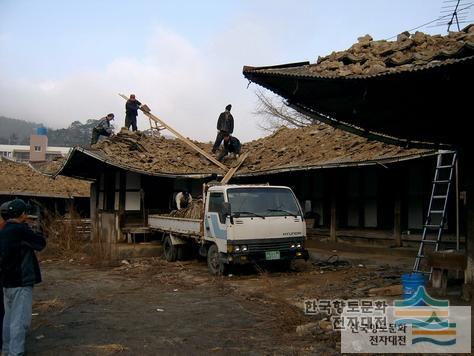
[{"xmin": 148, "ymin": 184, "xmax": 309, "ymax": 275}]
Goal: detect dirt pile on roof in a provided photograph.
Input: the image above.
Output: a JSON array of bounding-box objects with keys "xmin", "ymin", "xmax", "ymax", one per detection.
[
  {"xmin": 0, "ymin": 157, "xmax": 90, "ymax": 198},
  {"xmin": 92, "ymin": 129, "xmax": 220, "ymax": 174},
  {"xmin": 309, "ymin": 25, "xmax": 474, "ymax": 77},
  {"xmin": 30, "ymin": 158, "xmax": 65, "ymax": 175},
  {"xmin": 82, "ymin": 124, "xmax": 433, "ymax": 177},
  {"xmin": 239, "ymin": 124, "xmax": 431, "ymax": 174}
]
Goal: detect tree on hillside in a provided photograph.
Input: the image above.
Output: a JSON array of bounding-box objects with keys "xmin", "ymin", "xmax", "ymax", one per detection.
[
  {"xmin": 47, "ymin": 119, "xmax": 99, "ymax": 147},
  {"xmin": 8, "ymin": 133, "xmax": 19, "ymax": 145},
  {"xmin": 253, "ymin": 89, "xmax": 314, "ymax": 132},
  {"xmin": 0, "ymin": 116, "xmax": 39, "ymax": 143}
]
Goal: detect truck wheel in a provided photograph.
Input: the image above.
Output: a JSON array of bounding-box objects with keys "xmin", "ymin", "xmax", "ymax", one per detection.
[
  {"xmin": 207, "ymin": 244, "xmax": 227, "ymax": 275},
  {"xmin": 163, "ymin": 235, "xmax": 177, "ymax": 262}
]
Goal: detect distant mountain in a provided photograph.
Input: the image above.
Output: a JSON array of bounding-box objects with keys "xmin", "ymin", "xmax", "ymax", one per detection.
[
  {"xmin": 0, "ymin": 115, "xmax": 101, "ymax": 147},
  {"xmin": 0, "ymin": 116, "xmax": 40, "ymax": 144}
]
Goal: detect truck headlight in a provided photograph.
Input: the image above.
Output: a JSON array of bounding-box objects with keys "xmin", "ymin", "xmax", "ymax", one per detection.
[
  {"xmin": 234, "ymin": 246, "xmax": 241, "ymax": 252},
  {"xmin": 290, "ymin": 243, "xmax": 296, "ymax": 249},
  {"xmin": 241, "ymin": 245, "xmax": 248, "ymax": 252},
  {"xmin": 296, "ymin": 243, "xmax": 301, "ymax": 249}
]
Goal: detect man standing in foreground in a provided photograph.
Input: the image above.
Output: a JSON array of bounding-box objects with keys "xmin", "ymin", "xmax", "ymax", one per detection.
[
  {"xmin": 0, "ymin": 199, "xmax": 46, "ymax": 356},
  {"xmin": 125, "ymin": 94, "xmax": 142, "ymax": 131},
  {"xmin": 0, "ymin": 201, "xmax": 12, "ymax": 351},
  {"xmin": 212, "ymin": 104, "xmax": 234, "ymax": 154}
]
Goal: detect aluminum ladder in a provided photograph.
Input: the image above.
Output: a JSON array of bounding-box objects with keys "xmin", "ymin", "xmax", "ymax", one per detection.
[{"xmin": 413, "ymin": 150, "xmax": 457, "ymax": 277}]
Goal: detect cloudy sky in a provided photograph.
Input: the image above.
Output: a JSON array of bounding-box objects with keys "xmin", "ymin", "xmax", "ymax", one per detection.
[{"xmin": 0, "ymin": 0, "xmax": 464, "ymax": 142}]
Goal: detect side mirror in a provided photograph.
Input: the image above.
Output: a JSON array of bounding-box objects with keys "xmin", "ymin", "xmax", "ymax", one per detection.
[{"xmin": 221, "ymin": 202, "xmax": 231, "ymax": 216}]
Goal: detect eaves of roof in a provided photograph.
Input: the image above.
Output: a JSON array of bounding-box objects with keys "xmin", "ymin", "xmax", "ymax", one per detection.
[
  {"xmin": 0, "ymin": 191, "xmax": 74, "ymax": 199},
  {"xmin": 237, "ymin": 150, "xmax": 438, "ymax": 177},
  {"xmin": 56, "ymin": 147, "xmax": 218, "ymax": 180},
  {"xmin": 243, "ymin": 55, "xmax": 474, "ymax": 81}
]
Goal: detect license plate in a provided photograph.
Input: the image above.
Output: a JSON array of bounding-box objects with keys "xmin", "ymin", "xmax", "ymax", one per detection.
[{"xmin": 265, "ymin": 251, "xmax": 280, "ymax": 260}]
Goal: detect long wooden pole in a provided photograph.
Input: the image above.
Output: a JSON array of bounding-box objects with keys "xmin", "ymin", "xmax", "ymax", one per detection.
[
  {"xmin": 221, "ymin": 152, "xmax": 249, "ymax": 184},
  {"xmin": 119, "ymin": 94, "xmax": 227, "ymax": 171}
]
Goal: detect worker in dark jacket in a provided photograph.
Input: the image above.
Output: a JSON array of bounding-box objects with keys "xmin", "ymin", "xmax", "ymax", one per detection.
[
  {"xmin": 0, "ymin": 201, "xmax": 12, "ymax": 350},
  {"xmin": 90, "ymin": 113, "xmax": 115, "ymax": 145},
  {"xmin": 125, "ymin": 94, "xmax": 142, "ymax": 132},
  {"xmin": 217, "ymin": 134, "xmax": 241, "ymax": 161},
  {"xmin": 0, "ymin": 199, "xmax": 46, "ymax": 356},
  {"xmin": 212, "ymin": 104, "xmax": 234, "ymax": 153}
]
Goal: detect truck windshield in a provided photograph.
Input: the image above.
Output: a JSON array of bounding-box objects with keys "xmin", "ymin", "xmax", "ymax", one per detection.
[{"xmin": 227, "ymin": 187, "xmax": 301, "ymax": 218}]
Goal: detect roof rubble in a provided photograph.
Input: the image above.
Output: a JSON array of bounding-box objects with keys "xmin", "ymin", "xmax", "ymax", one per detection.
[
  {"xmin": 51, "ymin": 123, "xmax": 436, "ymax": 177},
  {"xmin": 0, "ymin": 157, "xmax": 90, "ymax": 198},
  {"xmin": 311, "ymin": 25, "xmax": 474, "ymax": 77}
]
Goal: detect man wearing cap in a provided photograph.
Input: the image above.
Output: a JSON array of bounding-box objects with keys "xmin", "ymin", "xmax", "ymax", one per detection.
[
  {"xmin": 0, "ymin": 199, "xmax": 46, "ymax": 355},
  {"xmin": 212, "ymin": 104, "xmax": 234, "ymax": 154},
  {"xmin": 0, "ymin": 201, "xmax": 11, "ymax": 351},
  {"xmin": 91, "ymin": 113, "xmax": 115, "ymax": 145},
  {"xmin": 125, "ymin": 94, "xmax": 142, "ymax": 132}
]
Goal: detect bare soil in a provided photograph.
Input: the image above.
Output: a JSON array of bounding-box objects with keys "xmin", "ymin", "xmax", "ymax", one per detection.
[{"xmin": 26, "ymin": 253, "xmax": 407, "ymax": 355}]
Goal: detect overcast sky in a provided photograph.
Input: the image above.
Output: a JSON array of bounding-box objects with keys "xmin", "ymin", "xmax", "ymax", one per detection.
[{"xmin": 0, "ymin": 0, "xmax": 467, "ymax": 142}]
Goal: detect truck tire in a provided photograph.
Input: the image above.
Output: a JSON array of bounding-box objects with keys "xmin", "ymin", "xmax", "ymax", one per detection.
[
  {"xmin": 163, "ymin": 235, "xmax": 178, "ymax": 262},
  {"xmin": 207, "ymin": 244, "xmax": 227, "ymax": 275}
]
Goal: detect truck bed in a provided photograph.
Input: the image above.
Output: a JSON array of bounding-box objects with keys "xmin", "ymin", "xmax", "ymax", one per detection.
[{"xmin": 148, "ymin": 214, "xmax": 202, "ymax": 237}]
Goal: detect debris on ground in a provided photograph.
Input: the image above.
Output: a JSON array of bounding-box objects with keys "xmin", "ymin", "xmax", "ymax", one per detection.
[
  {"xmin": 29, "ymin": 254, "xmax": 413, "ymax": 354},
  {"xmin": 368, "ymin": 284, "xmax": 403, "ymax": 296},
  {"xmin": 312, "ymin": 254, "xmax": 352, "ymax": 271}
]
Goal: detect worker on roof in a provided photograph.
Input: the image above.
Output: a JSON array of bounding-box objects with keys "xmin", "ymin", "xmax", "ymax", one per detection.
[
  {"xmin": 217, "ymin": 133, "xmax": 241, "ymax": 162},
  {"xmin": 212, "ymin": 104, "xmax": 234, "ymax": 154},
  {"xmin": 125, "ymin": 94, "xmax": 142, "ymax": 132},
  {"xmin": 90, "ymin": 113, "xmax": 115, "ymax": 145}
]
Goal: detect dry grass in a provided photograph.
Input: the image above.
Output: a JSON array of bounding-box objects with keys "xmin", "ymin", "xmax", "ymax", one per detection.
[
  {"xmin": 82, "ymin": 344, "xmax": 128, "ymax": 354},
  {"xmin": 33, "ymin": 298, "xmax": 67, "ymax": 313},
  {"xmin": 40, "ymin": 202, "xmax": 90, "ymax": 258}
]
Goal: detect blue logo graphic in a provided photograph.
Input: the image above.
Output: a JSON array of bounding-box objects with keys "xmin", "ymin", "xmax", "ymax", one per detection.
[{"xmin": 394, "ymin": 286, "xmax": 455, "ymax": 347}]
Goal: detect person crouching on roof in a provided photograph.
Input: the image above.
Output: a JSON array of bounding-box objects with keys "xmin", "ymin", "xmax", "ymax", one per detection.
[
  {"xmin": 91, "ymin": 113, "xmax": 115, "ymax": 145},
  {"xmin": 217, "ymin": 134, "xmax": 241, "ymax": 162},
  {"xmin": 0, "ymin": 199, "xmax": 46, "ymax": 356}
]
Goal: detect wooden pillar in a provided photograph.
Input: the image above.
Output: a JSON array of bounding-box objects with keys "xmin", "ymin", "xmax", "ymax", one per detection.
[
  {"xmin": 461, "ymin": 151, "xmax": 474, "ymax": 300},
  {"xmin": 464, "ymin": 160, "xmax": 474, "ymax": 285},
  {"xmin": 90, "ymin": 182, "xmax": 98, "ymax": 242},
  {"xmin": 394, "ymin": 194, "xmax": 402, "ymax": 247},
  {"xmin": 330, "ymin": 171, "xmax": 337, "ymax": 242}
]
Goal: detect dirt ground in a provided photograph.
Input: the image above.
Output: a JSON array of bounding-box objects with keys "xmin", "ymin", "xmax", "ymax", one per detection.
[{"xmin": 24, "ymin": 249, "xmax": 417, "ymax": 356}]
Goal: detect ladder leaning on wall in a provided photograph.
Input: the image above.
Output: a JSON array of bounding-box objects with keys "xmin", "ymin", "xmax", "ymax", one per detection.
[{"xmin": 413, "ymin": 150, "xmax": 457, "ymax": 277}]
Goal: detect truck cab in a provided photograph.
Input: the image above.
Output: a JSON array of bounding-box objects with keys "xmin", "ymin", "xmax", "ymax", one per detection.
[{"xmin": 204, "ymin": 184, "xmax": 308, "ymax": 274}]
